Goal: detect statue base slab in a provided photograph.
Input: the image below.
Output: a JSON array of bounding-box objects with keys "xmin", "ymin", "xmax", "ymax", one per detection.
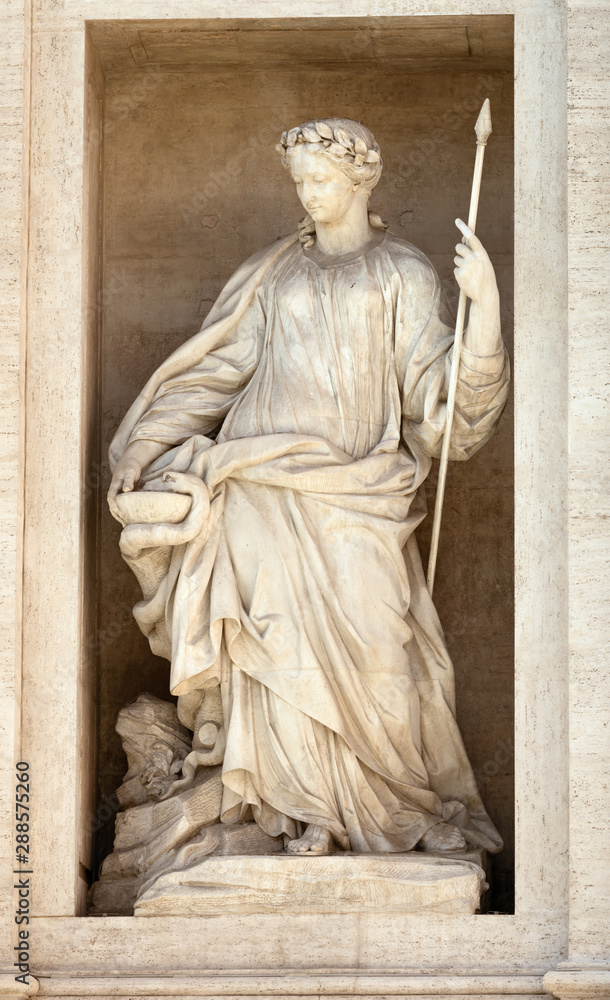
[{"xmin": 134, "ymin": 849, "xmax": 487, "ymax": 917}]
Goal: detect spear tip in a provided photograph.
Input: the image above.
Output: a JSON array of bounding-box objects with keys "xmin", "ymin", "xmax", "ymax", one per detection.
[{"xmin": 475, "ymin": 98, "xmax": 492, "ymax": 145}]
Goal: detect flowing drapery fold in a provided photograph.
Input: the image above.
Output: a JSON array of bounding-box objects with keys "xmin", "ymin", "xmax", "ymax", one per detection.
[{"xmin": 111, "ymin": 232, "xmax": 509, "ymax": 853}]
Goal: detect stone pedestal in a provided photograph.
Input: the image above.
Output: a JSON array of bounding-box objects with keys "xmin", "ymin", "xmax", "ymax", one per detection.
[
  {"xmin": 134, "ymin": 850, "xmax": 487, "ymax": 917},
  {"xmin": 89, "ymin": 820, "xmax": 285, "ymax": 916}
]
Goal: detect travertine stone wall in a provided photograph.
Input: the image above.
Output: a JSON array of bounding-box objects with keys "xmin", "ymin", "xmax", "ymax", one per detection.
[
  {"xmin": 0, "ymin": 0, "xmax": 27, "ymax": 967},
  {"xmin": 0, "ymin": 0, "xmax": 608, "ymax": 994},
  {"xmin": 97, "ymin": 48, "xmax": 515, "ymax": 906},
  {"xmin": 566, "ymin": 0, "xmax": 610, "ymax": 968}
]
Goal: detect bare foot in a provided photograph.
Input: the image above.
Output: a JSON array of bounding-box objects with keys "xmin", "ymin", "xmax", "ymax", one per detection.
[
  {"xmin": 418, "ymin": 822, "xmax": 467, "ymax": 852},
  {"xmin": 286, "ymin": 824, "xmax": 334, "ymax": 855}
]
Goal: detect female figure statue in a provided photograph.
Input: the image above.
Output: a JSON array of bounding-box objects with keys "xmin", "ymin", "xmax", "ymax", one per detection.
[{"xmin": 108, "ymin": 118, "xmax": 508, "ymax": 857}]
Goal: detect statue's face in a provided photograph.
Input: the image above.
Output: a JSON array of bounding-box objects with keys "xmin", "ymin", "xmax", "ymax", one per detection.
[{"xmin": 289, "ymin": 145, "xmax": 360, "ymax": 224}]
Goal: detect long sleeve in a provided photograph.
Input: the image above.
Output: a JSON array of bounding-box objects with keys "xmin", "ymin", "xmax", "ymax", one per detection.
[
  {"xmin": 127, "ymin": 286, "xmax": 266, "ymax": 449},
  {"xmin": 394, "ymin": 252, "xmax": 509, "ymax": 461}
]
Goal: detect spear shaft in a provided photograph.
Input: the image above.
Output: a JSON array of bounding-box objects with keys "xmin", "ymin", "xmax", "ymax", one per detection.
[{"xmin": 426, "ymin": 99, "xmax": 492, "ymax": 597}]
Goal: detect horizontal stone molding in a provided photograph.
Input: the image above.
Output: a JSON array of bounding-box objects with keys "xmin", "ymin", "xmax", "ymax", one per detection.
[
  {"xmin": 36, "ymin": 975, "xmax": 545, "ymax": 996},
  {"xmin": 35, "ymin": 995, "xmax": 547, "ymax": 1000},
  {"xmin": 543, "ymin": 970, "xmax": 610, "ymax": 999}
]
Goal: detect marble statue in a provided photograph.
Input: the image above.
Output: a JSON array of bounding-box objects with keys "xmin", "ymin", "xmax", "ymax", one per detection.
[{"xmin": 107, "ymin": 117, "xmax": 508, "ymax": 866}]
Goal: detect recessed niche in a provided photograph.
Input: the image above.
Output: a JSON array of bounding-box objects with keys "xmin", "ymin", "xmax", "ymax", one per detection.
[{"xmin": 87, "ymin": 16, "xmax": 514, "ymax": 912}]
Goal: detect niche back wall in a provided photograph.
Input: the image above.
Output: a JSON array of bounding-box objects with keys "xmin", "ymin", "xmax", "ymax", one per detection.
[{"xmin": 95, "ymin": 17, "xmax": 514, "ymax": 909}]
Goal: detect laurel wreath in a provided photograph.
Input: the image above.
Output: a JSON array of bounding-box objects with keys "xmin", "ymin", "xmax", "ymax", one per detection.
[{"xmin": 276, "ymin": 122, "xmax": 381, "ymax": 168}]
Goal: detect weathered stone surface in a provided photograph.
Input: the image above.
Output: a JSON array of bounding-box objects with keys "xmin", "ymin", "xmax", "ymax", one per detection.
[
  {"xmin": 89, "ymin": 821, "xmax": 283, "ymax": 916},
  {"xmin": 134, "ymin": 851, "xmax": 487, "ymax": 917},
  {"xmin": 115, "ymin": 692, "xmax": 192, "ymax": 808},
  {"xmin": 102, "ymin": 766, "xmax": 224, "ymax": 878},
  {"xmin": 87, "ymin": 873, "xmax": 146, "ymax": 918}
]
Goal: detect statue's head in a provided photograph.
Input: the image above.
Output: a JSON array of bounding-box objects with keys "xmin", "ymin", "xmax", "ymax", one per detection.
[
  {"xmin": 276, "ymin": 118, "xmax": 384, "ymax": 244},
  {"xmin": 277, "ymin": 118, "xmax": 382, "ymax": 190}
]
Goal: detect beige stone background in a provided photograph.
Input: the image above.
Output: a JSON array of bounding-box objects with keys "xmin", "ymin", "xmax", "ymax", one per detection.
[{"xmin": 96, "ymin": 21, "xmax": 515, "ymax": 910}]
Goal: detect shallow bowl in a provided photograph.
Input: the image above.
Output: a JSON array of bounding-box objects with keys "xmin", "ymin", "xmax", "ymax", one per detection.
[{"xmin": 114, "ymin": 490, "xmax": 192, "ymax": 525}]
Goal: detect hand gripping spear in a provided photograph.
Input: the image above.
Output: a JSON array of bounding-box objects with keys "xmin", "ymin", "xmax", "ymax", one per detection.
[{"xmin": 426, "ymin": 99, "xmax": 493, "ymax": 597}]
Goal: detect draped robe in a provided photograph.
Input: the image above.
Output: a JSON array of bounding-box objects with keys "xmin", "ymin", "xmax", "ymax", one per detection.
[{"xmin": 110, "ymin": 230, "xmax": 509, "ymax": 854}]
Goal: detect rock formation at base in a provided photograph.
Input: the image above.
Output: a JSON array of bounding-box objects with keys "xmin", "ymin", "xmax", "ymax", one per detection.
[{"xmin": 89, "ymin": 693, "xmax": 283, "ymax": 916}]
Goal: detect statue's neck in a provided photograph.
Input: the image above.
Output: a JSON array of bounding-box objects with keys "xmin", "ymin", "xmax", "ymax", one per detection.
[{"xmin": 314, "ymin": 201, "xmax": 372, "ymax": 256}]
